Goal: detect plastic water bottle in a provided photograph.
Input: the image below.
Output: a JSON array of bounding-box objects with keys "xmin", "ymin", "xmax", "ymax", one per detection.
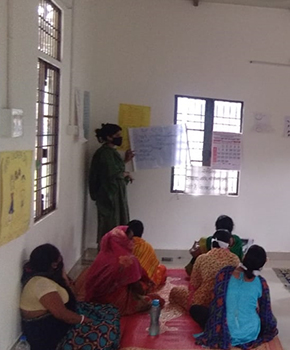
[
  {"xmin": 15, "ymin": 335, "xmax": 31, "ymax": 350},
  {"xmin": 149, "ymin": 299, "xmax": 161, "ymax": 336}
]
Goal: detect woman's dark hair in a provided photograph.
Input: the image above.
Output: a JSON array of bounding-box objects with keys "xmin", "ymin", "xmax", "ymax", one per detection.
[
  {"xmin": 215, "ymin": 215, "xmax": 234, "ymax": 233},
  {"xmin": 127, "ymin": 220, "xmax": 144, "ymax": 238},
  {"xmin": 95, "ymin": 123, "xmax": 122, "ymax": 143},
  {"xmin": 242, "ymin": 244, "xmax": 267, "ymax": 279},
  {"xmin": 21, "ymin": 244, "xmax": 62, "ymax": 286},
  {"xmin": 21, "ymin": 244, "xmax": 76, "ymax": 310},
  {"xmin": 212, "ymin": 229, "xmax": 231, "ymax": 248},
  {"xmin": 29, "ymin": 243, "xmax": 60, "ymax": 273}
]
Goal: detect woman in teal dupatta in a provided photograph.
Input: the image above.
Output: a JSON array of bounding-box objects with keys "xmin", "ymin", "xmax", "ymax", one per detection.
[{"xmin": 89, "ymin": 123, "xmax": 134, "ymax": 245}]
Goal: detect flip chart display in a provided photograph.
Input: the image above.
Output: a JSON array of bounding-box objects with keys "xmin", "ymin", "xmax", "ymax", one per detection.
[{"xmin": 128, "ymin": 125, "xmax": 182, "ymax": 170}]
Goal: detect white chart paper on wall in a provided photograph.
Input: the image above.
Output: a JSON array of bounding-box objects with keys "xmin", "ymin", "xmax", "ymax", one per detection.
[
  {"xmin": 129, "ymin": 125, "xmax": 182, "ymax": 170},
  {"xmin": 211, "ymin": 132, "xmax": 242, "ymax": 170},
  {"xmin": 185, "ymin": 166, "xmax": 229, "ymax": 196}
]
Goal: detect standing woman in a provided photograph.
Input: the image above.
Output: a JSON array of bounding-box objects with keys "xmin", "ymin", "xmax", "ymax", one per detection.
[{"xmin": 89, "ymin": 123, "xmax": 134, "ymax": 245}]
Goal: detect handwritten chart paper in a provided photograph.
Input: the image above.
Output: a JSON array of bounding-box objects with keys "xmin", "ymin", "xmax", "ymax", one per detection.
[
  {"xmin": 211, "ymin": 132, "xmax": 242, "ymax": 170},
  {"xmin": 185, "ymin": 166, "xmax": 229, "ymax": 196},
  {"xmin": 118, "ymin": 103, "xmax": 151, "ymax": 151},
  {"xmin": 0, "ymin": 151, "xmax": 32, "ymax": 246},
  {"xmin": 128, "ymin": 125, "xmax": 182, "ymax": 170}
]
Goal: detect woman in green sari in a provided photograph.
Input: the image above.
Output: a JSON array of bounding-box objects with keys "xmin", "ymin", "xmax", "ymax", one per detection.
[
  {"xmin": 89, "ymin": 123, "xmax": 134, "ymax": 246},
  {"xmin": 185, "ymin": 215, "xmax": 243, "ymax": 276}
]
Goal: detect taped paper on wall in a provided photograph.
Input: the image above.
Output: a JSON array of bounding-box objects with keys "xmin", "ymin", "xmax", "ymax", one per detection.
[{"xmin": 129, "ymin": 125, "xmax": 183, "ymax": 170}]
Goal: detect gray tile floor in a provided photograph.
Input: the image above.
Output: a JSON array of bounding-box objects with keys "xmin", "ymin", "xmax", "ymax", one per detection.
[{"xmin": 74, "ymin": 249, "xmax": 289, "ymax": 349}]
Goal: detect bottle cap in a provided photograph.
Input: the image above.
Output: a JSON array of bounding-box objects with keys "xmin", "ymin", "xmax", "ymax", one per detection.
[{"xmin": 152, "ymin": 299, "xmax": 159, "ymax": 306}]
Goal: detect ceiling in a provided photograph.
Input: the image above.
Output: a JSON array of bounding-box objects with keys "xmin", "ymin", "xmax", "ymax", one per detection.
[{"xmin": 192, "ymin": 0, "xmax": 290, "ymax": 9}]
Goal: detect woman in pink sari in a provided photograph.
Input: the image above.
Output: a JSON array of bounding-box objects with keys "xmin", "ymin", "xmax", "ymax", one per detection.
[{"xmin": 85, "ymin": 224, "xmax": 163, "ymax": 315}]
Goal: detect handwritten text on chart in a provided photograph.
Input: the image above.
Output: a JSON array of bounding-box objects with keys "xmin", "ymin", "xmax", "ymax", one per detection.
[{"xmin": 129, "ymin": 125, "xmax": 182, "ymax": 170}]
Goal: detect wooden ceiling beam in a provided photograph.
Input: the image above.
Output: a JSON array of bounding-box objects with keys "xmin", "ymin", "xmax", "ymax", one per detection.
[{"xmin": 193, "ymin": 0, "xmax": 199, "ymax": 6}]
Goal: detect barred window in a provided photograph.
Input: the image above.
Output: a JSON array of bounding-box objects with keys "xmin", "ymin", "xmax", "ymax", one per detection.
[
  {"xmin": 172, "ymin": 96, "xmax": 243, "ymax": 196},
  {"xmin": 34, "ymin": 0, "xmax": 61, "ymax": 221},
  {"xmin": 38, "ymin": 0, "xmax": 61, "ymax": 60}
]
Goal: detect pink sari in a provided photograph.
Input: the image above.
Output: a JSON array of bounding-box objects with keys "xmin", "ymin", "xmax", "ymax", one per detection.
[{"xmin": 85, "ymin": 226, "xmax": 152, "ymax": 315}]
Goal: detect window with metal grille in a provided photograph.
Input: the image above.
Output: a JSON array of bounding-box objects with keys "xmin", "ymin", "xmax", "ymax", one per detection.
[
  {"xmin": 171, "ymin": 95, "xmax": 243, "ymax": 196},
  {"xmin": 38, "ymin": 0, "xmax": 61, "ymax": 60},
  {"xmin": 35, "ymin": 0, "xmax": 61, "ymax": 221}
]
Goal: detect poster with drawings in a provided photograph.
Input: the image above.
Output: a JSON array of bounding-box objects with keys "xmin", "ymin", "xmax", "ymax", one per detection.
[
  {"xmin": 211, "ymin": 132, "xmax": 242, "ymax": 170},
  {"xmin": 0, "ymin": 151, "xmax": 32, "ymax": 247}
]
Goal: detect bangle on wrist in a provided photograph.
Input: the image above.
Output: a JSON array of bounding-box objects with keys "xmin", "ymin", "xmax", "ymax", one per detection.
[{"xmin": 80, "ymin": 315, "xmax": 85, "ymax": 324}]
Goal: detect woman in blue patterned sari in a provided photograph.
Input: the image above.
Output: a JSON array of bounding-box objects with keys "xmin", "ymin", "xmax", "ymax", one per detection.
[{"xmin": 195, "ymin": 245, "xmax": 278, "ymax": 349}]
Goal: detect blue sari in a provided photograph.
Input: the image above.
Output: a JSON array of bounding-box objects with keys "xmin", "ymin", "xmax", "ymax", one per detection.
[{"xmin": 195, "ymin": 266, "xmax": 278, "ymax": 349}]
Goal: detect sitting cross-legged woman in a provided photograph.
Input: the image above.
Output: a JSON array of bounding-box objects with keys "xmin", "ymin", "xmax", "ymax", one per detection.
[
  {"xmin": 20, "ymin": 244, "xmax": 120, "ymax": 350},
  {"xmin": 85, "ymin": 223, "xmax": 164, "ymax": 315},
  {"xmin": 195, "ymin": 245, "xmax": 278, "ymax": 349},
  {"xmin": 130, "ymin": 220, "xmax": 167, "ymax": 289},
  {"xmin": 169, "ymin": 229, "xmax": 240, "ymax": 328}
]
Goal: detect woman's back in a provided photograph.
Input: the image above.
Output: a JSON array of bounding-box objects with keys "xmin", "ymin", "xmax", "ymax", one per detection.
[
  {"xmin": 191, "ymin": 248, "xmax": 240, "ymax": 307},
  {"xmin": 226, "ymin": 272, "xmax": 262, "ymax": 346}
]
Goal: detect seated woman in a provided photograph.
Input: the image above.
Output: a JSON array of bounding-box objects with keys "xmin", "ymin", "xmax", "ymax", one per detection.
[
  {"xmin": 85, "ymin": 223, "xmax": 164, "ymax": 315},
  {"xmin": 185, "ymin": 215, "xmax": 243, "ymax": 276},
  {"xmin": 195, "ymin": 245, "xmax": 278, "ymax": 349},
  {"xmin": 169, "ymin": 229, "xmax": 240, "ymax": 327},
  {"xmin": 20, "ymin": 244, "xmax": 120, "ymax": 350},
  {"xmin": 129, "ymin": 219, "xmax": 167, "ymax": 288}
]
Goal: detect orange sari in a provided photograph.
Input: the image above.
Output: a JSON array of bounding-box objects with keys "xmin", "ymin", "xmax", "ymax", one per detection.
[{"xmin": 133, "ymin": 237, "xmax": 167, "ymax": 287}]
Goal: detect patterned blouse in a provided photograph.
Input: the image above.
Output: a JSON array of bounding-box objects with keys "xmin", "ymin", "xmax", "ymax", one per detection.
[{"xmin": 190, "ymin": 248, "xmax": 240, "ymax": 307}]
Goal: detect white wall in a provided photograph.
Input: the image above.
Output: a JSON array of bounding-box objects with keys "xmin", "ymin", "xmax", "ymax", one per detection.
[
  {"xmin": 2, "ymin": 0, "xmax": 290, "ymax": 348},
  {"xmin": 0, "ymin": 0, "xmax": 95, "ymax": 348},
  {"xmin": 85, "ymin": 0, "xmax": 290, "ymax": 252}
]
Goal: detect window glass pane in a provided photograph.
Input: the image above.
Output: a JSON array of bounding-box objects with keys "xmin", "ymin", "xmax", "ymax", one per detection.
[
  {"xmin": 213, "ymin": 101, "xmax": 242, "ymax": 133},
  {"xmin": 34, "ymin": 59, "xmax": 60, "ymax": 221},
  {"xmin": 38, "ymin": 0, "xmax": 61, "ymax": 60}
]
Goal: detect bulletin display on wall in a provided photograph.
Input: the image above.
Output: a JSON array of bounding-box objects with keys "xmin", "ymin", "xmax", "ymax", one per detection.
[
  {"xmin": 118, "ymin": 103, "xmax": 151, "ymax": 151},
  {"xmin": 128, "ymin": 125, "xmax": 183, "ymax": 170},
  {"xmin": 211, "ymin": 132, "xmax": 242, "ymax": 170},
  {"xmin": 0, "ymin": 151, "xmax": 33, "ymax": 247}
]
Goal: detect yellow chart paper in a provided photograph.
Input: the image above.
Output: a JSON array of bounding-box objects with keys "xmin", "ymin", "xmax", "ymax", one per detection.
[{"xmin": 118, "ymin": 103, "xmax": 151, "ymax": 151}]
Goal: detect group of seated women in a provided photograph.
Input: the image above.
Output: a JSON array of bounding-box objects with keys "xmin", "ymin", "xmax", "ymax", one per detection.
[
  {"xmin": 19, "ymin": 215, "xmax": 278, "ymax": 350},
  {"xmin": 19, "ymin": 220, "xmax": 166, "ymax": 349},
  {"xmin": 170, "ymin": 215, "xmax": 278, "ymax": 349}
]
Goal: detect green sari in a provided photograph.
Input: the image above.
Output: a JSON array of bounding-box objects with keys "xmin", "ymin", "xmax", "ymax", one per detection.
[{"xmin": 89, "ymin": 144, "xmax": 130, "ymax": 244}]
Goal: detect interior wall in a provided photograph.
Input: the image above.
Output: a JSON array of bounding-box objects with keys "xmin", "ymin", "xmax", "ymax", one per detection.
[
  {"xmin": 85, "ymin": 0, "xmax": 290, "ymax": 252},
  {"xmin": 0, "ymin": 0, "xmax": 95, "ymax": 348}
]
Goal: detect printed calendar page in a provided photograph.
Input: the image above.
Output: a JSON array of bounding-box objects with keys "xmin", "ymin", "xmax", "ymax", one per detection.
[{"xmin": 211, "ymin": 132, "xmax": 242, "ymax": 170}]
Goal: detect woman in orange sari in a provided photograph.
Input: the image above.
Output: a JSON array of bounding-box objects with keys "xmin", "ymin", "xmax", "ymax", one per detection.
[
  {"xmin": 130, "ymin": 220, "xmax": 167, "ymax": 288},
  {"xmin": 85, "ymin": 224, "xmax": 164, "ymax": 315}
]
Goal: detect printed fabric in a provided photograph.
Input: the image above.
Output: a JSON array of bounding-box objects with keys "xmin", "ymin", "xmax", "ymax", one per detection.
[
  {"xmin": 195, "ymin": 265, "xmax": 278, "ymax": 349},
  {"xmin": 85, "ymin": 226, "xmax": 152, "ymax": 315},
  {"xmin": 133, "ymin": 237, "xmax": 167, "ymax": 287}
]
